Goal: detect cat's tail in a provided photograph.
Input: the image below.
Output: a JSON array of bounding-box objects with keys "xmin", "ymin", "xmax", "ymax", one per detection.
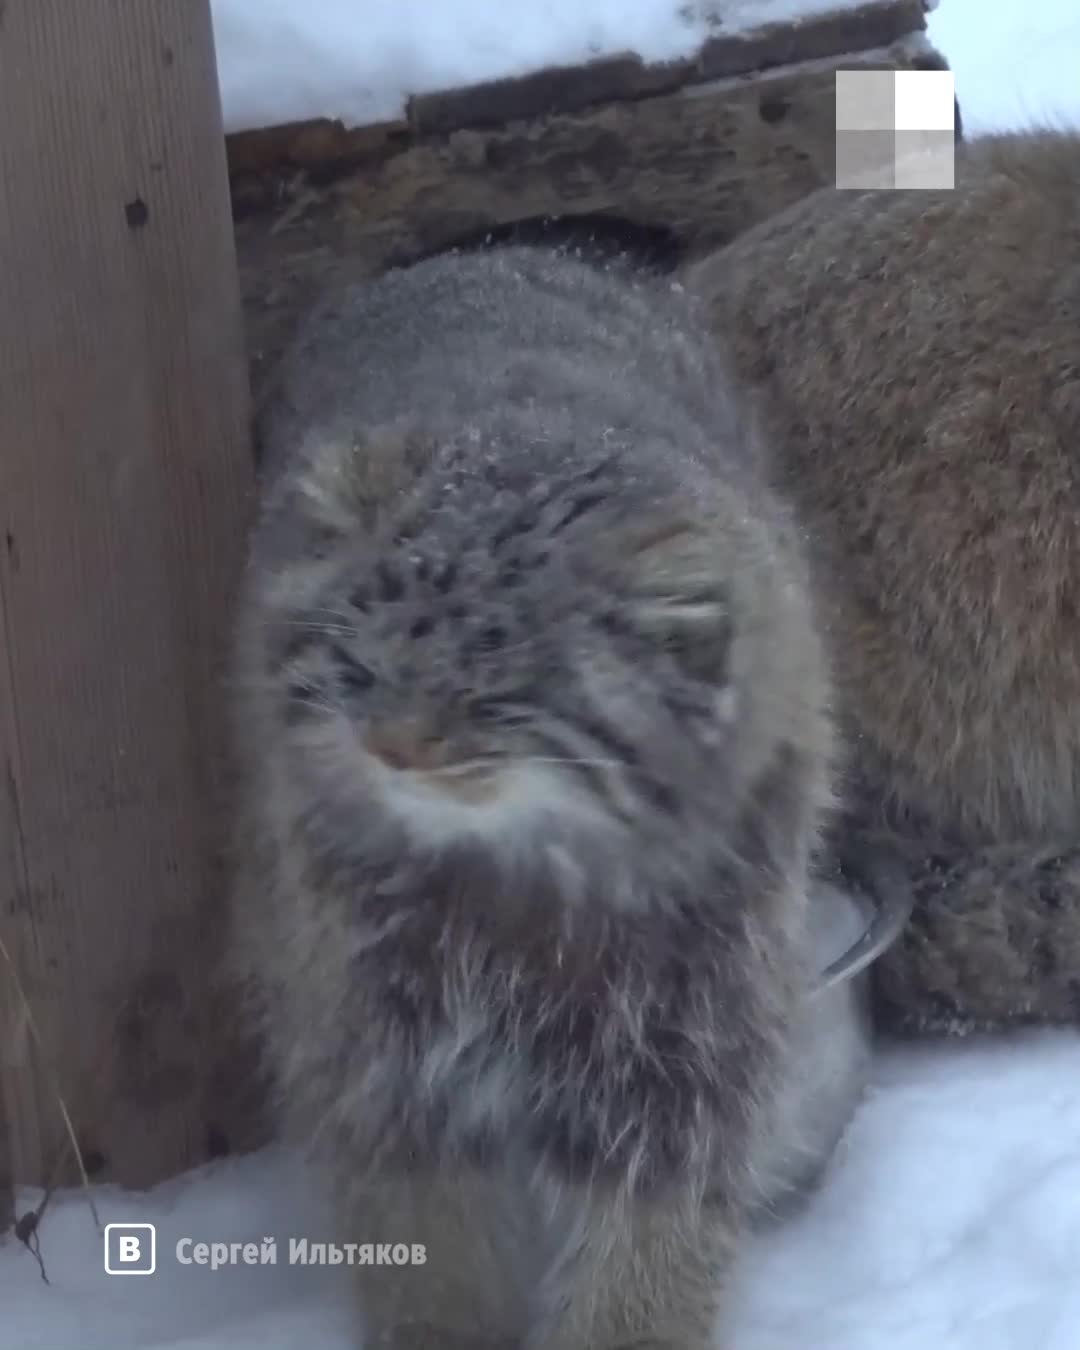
[{"xmin": 837, "ymin": 834, "xmax": 1080, "ymax": 1037}]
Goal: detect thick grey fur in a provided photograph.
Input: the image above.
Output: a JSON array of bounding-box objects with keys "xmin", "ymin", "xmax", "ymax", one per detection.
[{"xmin": 228, "ymin": 245, "xmax": 839, "ymax": 1349}]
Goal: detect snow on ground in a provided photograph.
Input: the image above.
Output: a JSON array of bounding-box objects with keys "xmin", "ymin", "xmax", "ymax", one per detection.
[
  {"xmin": 5, "ymin": 1032, "xmax": 1080, "ymax": 1350},
  {"xmin": 5, "ymin": 3, "xmax": 1080, "ymax": 1348},
  {"xmin": 731, "ymin": 1034, "xmax": 1080, "ymax": 1350},
  {"xmin": 210, "ymin": 0, "xmax": 881, "ymax": 133}
]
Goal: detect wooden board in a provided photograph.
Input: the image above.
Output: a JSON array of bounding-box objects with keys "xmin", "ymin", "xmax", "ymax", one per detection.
[
  {"xmin": 230, "ymin": 23, "xmax": 947, "ymax": 407},
  {"xmin": 0, "ymin": 0, "xmax": 253, "ymax": 1198}
]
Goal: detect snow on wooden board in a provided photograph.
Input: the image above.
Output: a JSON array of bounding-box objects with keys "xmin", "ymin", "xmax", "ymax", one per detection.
[{"xmin": 209, "ymin": 0, "xmax": 920, "ymax": 133}]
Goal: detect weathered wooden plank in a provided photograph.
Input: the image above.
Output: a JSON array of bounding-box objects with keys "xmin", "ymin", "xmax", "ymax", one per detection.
[
  {"xmin": 224, "ymin": 0, "xmax": 930, "ymax": 177},
  {"xmin": 232, "ymin": 33, "xmax": 943, "ymax": 408},
  {"xmin": 407, "ymin": 51, "xmax": 696, "ymax": 137},
  {"xmin": 0, "ymin": 0, "xmax": 253, "ymax": 1194},
  {"xmin": 225, "ymin": 0, "xmax": 929, "ymax": 159},
  {"xmin": 699, "ymin": 0, "xmax": 926, "ymax": 77},
  {"xmin": 408, "ymin": 0, "xmax": 928, "ymax": 132}
]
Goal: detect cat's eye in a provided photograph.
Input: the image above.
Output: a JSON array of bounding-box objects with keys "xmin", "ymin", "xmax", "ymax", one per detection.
[
  {"xmin": 470, "ymin": 698, "xmax": 504, "ymax": 723},
  {"xmin": 663, "ymin": 688, "xmax": 714, "ymax": 723},
  {"xmin": 628, "ymin": 594, "xmax": 732, "ymax": 688},
  {"xmin": 664, "ymin": 626, "xmax": 730, "ymax": 687},
  {"xmin": 332, "ymin": 646, "xmax": 376, "ymax": 695},
  {"xmin": 341, "ymin": 663, "xmax": 375, "ymax": 694},
  {"xmin": 470, "ymin": 699, "xmax": 527, "ymax": 728},
  {"xmin": 284, "ymin": 682, "xmax": 316, "ymax": 724}
]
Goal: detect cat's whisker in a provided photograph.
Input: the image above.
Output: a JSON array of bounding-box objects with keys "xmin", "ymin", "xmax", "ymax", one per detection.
[
  {"xmin": 272, "ymin": 619, "xmax": 357, "ymax": 637},
  {"xmin": 286, "ymin": 693, "xmax": 339, "ymax": 719},
  {"xmin": 515, "ymin": 755, "xmax": 629, "ymax": 772},
  {"xmin": 227, "ymin": 671, "xmax": 327, "ymax": 697},
  {"xmin": 422, "ymin": 754, "xmax": 631, "ymax": 780},
  {"xmin": 421, "ymin": 761, "xmax": 498, "ymax": 780},
  {"xmin": 298, "ymin": 604, "xmax": 353, "ymax": 621}
]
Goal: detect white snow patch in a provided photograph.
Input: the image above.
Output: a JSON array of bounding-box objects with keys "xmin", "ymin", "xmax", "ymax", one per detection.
[
  {"xmin": 208, "ymin": 0, "xmax": 1080, "ymax": 138},
  {"xmin": 4, "ymin": 1034, "xmax": 1080, "ymax": 1348},
  {"xmin": 1, "ymin": 1148, "xmax": 350, "ymax": 1350},
  {"xmin": 928, "ymin": 0, "xmax": 1080, "ymax": 133},
  {"xmin": 730, "ymin": 1032, "xmax": 1080, "ymax": 1350},
  {"xmin": 210, "ymin": 0, "xmax": 875, "ymax": 133}
]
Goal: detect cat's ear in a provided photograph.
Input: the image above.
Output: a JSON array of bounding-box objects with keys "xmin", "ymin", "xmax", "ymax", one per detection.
[
  {"xmin": 293, "ymin": 419, "xmax": 438, "ymax": 539},
  {"xmin": 618, "ymin": 521, "xmax": 733, "ymax": 685}
]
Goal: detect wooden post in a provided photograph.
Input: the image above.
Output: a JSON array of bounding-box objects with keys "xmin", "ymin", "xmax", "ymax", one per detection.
[{"xmin": 0, "ymin": 0, "xmax": 253, "ymax": 1200}]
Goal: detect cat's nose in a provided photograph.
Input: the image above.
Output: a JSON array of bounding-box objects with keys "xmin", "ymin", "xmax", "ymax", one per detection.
[{"xmin": 364, "ymin": 716, "xmax": 446, "ymax": 771}]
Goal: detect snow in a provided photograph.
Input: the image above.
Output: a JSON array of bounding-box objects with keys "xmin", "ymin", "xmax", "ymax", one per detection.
[
  {"xmin": 731, "ymin": 1034, "xmax": 1080, "ymax": 1350},
  {"xmin": 926, "ymin": 0, "xmax": 1080, "ymax": 132},
  {"xmin": 5, "ymin": 3, "xmax": 1080, "ymax": 1348},
  {"xmin": 210, "ymin": 0, "xmax": 878, "ymax": 134},
  {"xmin": 6, "ymin": 1033, "xmax": 1080, "ymax": 1349},
  {"xmin": 2, "ymin": 1151, "xmax": 351, "ymax": 1350},
  {"xmin": 207, "ymin": 0, "xmax": 1080, "ymax": 140},
  {"xmin": 208, "ymin": 0, "xmax": 1080, "ymax": 138}
]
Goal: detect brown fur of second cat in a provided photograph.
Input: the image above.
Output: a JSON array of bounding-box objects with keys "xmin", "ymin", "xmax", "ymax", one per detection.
[{"xmin": 684, "ymin": 127, "xmax": 1080, "ymax": 1034}]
